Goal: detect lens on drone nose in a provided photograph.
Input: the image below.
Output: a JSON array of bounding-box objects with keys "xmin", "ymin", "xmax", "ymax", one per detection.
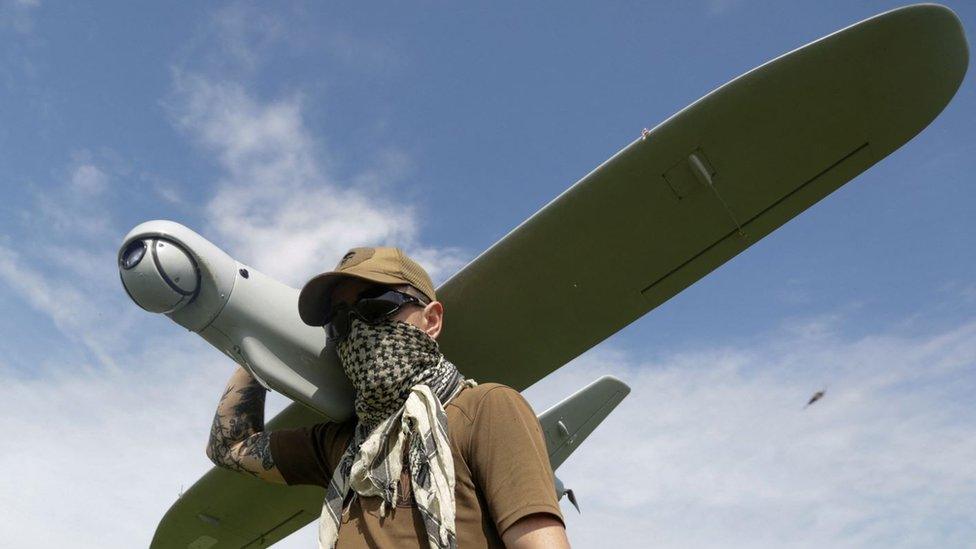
[
  {"xmin": 118, "ymin": 237, "xmax": 199, "ymax": 313},
  {"xmin": 120, "ymin": 240, "xmax": 147, "ymax": 270}
]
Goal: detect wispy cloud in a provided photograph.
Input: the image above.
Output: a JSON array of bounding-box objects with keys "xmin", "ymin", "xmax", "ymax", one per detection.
[
  {"xmin": 0, "ymin": 152, "xmax": 143, "ymax": 367},
  {"xmin": 1, "ymin": 124, "xmax": 971, "ymax": 547},
  {"xmin": 166, "ymin": 9, "xmax": 469, "ymax": 287},
  {"xmin": 0, "ymin": 0, "xmax": 469, "ymax": 377},
  {"xmin": 0, "ymin": 240, "xmax": 135, "ymax": 369},
  {"xmin": 68, "ymin": 162, "xmax": 109, "ymax": 195},
  {"xmin": 142, "ymin": 173, "xmax": 186, "ymax": 206},
  {"xmin": 523, "ymin": 315, "xmax": 976, "ymax": 548},
  {"xmin": 9, "ymin": 5, "xmax": 973, "ymax": 548},
  {"xmin": 0, "ymin": 12, "xmax": 475, "ymax": 543},
  {"xmin": 168, "ymin": 71, "xmax": 467, "ymax": 286},
  {"xmin": 2, "ymin": 302, "xmax": 973, "ymax": 547},
  {"xmin": 0, "ymin": 338, "xmax": 299, "ymax": 547}
]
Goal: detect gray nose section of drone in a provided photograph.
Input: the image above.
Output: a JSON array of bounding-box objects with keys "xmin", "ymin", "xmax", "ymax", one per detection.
[{"xmin": 119, "ymin": 238, "xmax": 199, "ymax": 314}]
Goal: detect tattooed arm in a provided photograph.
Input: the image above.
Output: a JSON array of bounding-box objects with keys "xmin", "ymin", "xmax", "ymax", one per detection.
[{"xmin": 206, "ymin": 366, "xmax": 286, "ymax": 483}]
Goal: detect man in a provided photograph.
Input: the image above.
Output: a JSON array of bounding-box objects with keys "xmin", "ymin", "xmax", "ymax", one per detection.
[{"xmin": 207, "ymin": 247, "xmax": 570, "ymax": 548}]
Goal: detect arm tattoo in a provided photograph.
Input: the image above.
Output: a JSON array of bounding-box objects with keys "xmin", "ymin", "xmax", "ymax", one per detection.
[
  {"xmin": 240, "ymin": 431, "xmax": 275, "ymax": 472},
  {"xmin": 207, "ymin": 369, "xmax": 276, "ymax": 477}
]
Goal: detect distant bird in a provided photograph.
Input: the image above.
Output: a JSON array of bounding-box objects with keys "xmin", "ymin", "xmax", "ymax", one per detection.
[{"xmin": 805, "ymin": 388, "xmax": 826, "ymax": 408}]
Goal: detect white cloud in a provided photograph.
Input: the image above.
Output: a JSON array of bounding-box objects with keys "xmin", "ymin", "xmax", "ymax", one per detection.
[
  {"xmin": 0, "ymin": 337, "xmax": 297, "ymax": 548},
  {"xmin": 24, "ymin": 152, "xmax": 130, "ymax": 241},
  {"xmin": 2, "ymin": 302, "xmax": 974, "ymax": 547},
  {"xmin": 167, "ymin": 70, "xmax": 469, "ymax": 288},
  {"xmin": 153, "ymin": 181, "xmax": 183, "ymax": 205},
  {"xmin": 31, "ymin": 192, "xmax": 114, "ymax": 241},
  {"xmin": 404, "ymin": 245, "xmax": 472, "ymax": 287},
  {"xmin": 522, "ymin": 316, "xmax": 976, "ymax": 548},
  {"xmin": 162, "ymin": 3, "xmax": 471, "ymax": 289},
  {"xmin": 13, "ymin": 5, "xmax": 974, "ymax": 548},
  {"xmin": 0, "ymin": 242, "xmax": 127, "ymax": 368},
  {"xmin": 0, "ymin": 12, "xmax": 474, "ymax": 545},
  {"xmin": 0, "ymin": 153, "xmax": 142, "ymax": 367},
  {"xmin": 68, "ymin": 163, "xmax": 109, "ymax": 195},
  {"xmin": 0, "ymin": 123, "xmax": 971, "ymax": 548}
]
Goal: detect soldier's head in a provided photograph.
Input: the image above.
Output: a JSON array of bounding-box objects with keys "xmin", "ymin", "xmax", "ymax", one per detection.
[
  {"xmin": 298, "ymin": 247, "xmax": 443, "ymax": 342},
  {"xmin": 299, "ymin": 248, "xmax": 449, "ymax": 419}
]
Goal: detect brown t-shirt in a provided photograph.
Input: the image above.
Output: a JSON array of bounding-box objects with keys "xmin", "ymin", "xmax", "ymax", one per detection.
[{"xmin": 270, "ymin": 383, "xmax": 564, "ymax": 548}]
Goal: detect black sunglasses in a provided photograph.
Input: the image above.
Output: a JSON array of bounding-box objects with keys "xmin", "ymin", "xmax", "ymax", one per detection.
[{"xmin": 326, "ymin": 287, "xmax": 428, "ymax": 342}]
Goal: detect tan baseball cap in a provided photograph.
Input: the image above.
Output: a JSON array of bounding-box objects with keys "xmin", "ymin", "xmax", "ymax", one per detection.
[{"xmin": 298, "ymin": 246, "xmax": 437, "ymax": 326}]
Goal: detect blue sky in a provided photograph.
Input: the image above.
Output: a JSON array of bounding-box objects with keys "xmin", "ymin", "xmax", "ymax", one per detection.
[{"xmin": 0, "ymin": 1, "xmax": 973, "ymax": 547}]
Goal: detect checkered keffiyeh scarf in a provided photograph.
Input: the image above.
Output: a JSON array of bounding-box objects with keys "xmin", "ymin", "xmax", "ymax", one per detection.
[{"xmin": 318, "ymin": 318, "xmax": 474, "ymax": 549}]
